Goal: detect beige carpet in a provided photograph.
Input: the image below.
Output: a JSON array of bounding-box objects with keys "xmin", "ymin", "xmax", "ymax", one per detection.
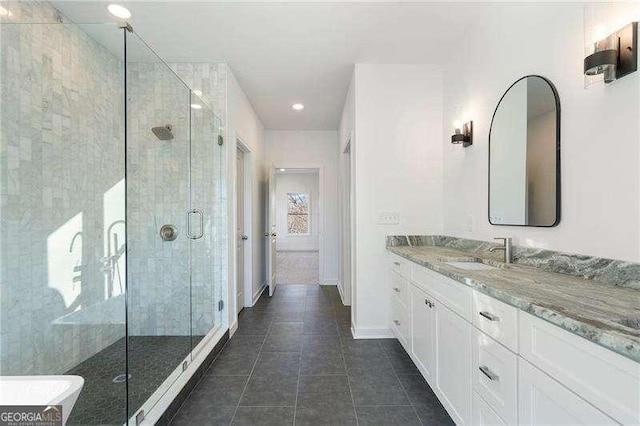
[{"xmin": 276, "ymin": 251, "xmax": 319, "ymax": 285}]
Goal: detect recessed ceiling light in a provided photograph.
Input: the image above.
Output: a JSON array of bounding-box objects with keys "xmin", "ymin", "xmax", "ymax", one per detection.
[
  {"xmin": 292, "ymin": 103, "xmax": 304, "ymax": 111},
  {"xmin": 193, "ymin": 89, "xmax": 203, "ymax": 97},
  {"xmin": 191, "ymin": 104, "xmax": 202, "ymax": 110},
  {"xmin": 107, "ymin": 4, "xmax": 131, "ymax": 19},
  {"xmin": 279, "ymin": 168, "xmax": 286, "ymax": 172}
]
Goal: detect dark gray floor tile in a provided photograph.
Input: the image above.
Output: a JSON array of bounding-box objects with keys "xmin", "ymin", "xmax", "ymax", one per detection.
[
  {"xmin": 380, "ymin": 340, "xmax": 420, "ymax": 375},
  {"xmin": 412, "ymin": 400, "xmax": 455, "ymax": 426},
  {"xmin": 263, "ymin": 333, "xmax": 304, "ymax": 352},
  {"xmin": 303, "ymin": 310, "xmax": 336, "ymax": 322},
  {"xmin": 396, "ymin": 374, "xmax": 438, "ymax": 404},
  {"xmin": 297, "ymin": 375, "xmax": 353, "ymax": 409},
  {"xmin": 232, "ymin": 407, "xmax": 294, "ymax": 425},
  {"xmin": 343, "ymin": 351, "xmax": 393, "ymax": 375},
  {"xmin": 349, "ymin": 371, "xmax": 410, "ymax": 406},
  {"xmin": 208, "ymin": 349, "xmax": 259, "ymax": 376},
  {"xmin": 302, "ymin": 335, "xmax": 342, "ymax": 356},
  {"xmin": 294, "ymin": 406, "xmax": 357, "ymax": 425},
  {"xmin": 274, "ymin": 310, "xmax": 306, "ymax": 322},
  {"xmin": 224, "ymin": 334, "xmax": 266, "ymax": 350},
  {"xmin": 253, "ymin": 351, "xmax": 301, "ymax": 376},
  {"xmin": 356, "ymin": 406, "xmax": 421, "ymax": 425},
  {"xmin": 341, "ymin": 338, "xmax": 385, "ymax": 355},
  {"xmin": 303, "ymin": 319, "xmax": 339, "ymax": 335},
  {"xmin": 397, "ymin": 375, "xmax": 453, "ymax": 424},
  {"xmin": 240, "ymin": 375, "xmax": 297, "ymax": 407},
  {"xmin": 171, "ymin": 404, "xmax": 235, "ymax": 425},
  {"xmin": 300, "ymin": 351, "xmax": 346, "ymax": 375},
  {"xmin": 187, "ymin": 375, "xmax": 248, "ymax": 406},
  {"xmin": 269, "ymin": 321, "xmax": 304, "ymax": 335}
]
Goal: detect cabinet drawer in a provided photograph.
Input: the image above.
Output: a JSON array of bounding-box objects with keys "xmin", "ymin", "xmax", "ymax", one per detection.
[
  {"xmin": 390, "ymin": 270, "xmax": 409, "ymax": 307},
  {"xmin": 472, "ymin": 329, "xmax": 518, "ymax": 425},
  {"xmin": 520, "ymin": 312, "xmax": 639, "ymax": 425},
  {"xmin": 391, "ymin": 293, "xmax": 410, "ymax": 347},
  {"xmin": 473, "ymin": 392, "xmax": 507, "ymax": 426},
  {"xmin": 390, "ymin": 253, "xmax": 410, "ymax": 279},
  {"xmin": 472, "ymin": 290, "xmax": 518, "ymax": 353},
  {"xmin": 411, "ymin": 264, "xmax": 472, "ymax": 321},
  {"xmin": 519, "ymin": 358, "xmax": 617, "ymax": 425}
]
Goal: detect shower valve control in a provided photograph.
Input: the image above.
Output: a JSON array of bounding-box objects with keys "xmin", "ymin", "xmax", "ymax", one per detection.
[{"xmin": 160, "ymin": 224, "xmax": 178, "ymax": 241}]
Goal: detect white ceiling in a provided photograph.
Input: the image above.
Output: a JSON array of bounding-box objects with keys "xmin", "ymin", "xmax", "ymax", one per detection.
[{"xmin": 52, "ymin": 1, "xmax": 483, "ymax": 130}]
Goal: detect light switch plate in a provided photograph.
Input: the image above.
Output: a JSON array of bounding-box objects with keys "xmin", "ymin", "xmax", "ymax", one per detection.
[{"xmin": 378, "ymin": 211, "xmax": 400, "ymax": 225}]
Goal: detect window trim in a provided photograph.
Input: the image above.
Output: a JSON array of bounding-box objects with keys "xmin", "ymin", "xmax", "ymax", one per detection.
[{"xmin": 286, "ymin": 192, "xmax": 311, "ymax": 236}]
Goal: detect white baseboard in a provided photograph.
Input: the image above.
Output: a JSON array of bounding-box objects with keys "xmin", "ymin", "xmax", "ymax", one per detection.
[
  {"xmin": 351, "ymin": 325, "xmax": 394, "ymax": 339},
  {"xmin": 322, "ymin": 279, "xmax": 338, "ymax": 286},
  {"xmin": 229, "ymin": 320, "xmax": 238, "ymax": 337},
  {"xmin": 336, "ymin": 281, "xmax": 351, "ymax": 306},
  {"xmin": 251, "ymin": 282, "xmax": 267, "ymax": 305},
  {"xmin": 140, "ymin": 327, "xmax": 227, "ymax": 425}
]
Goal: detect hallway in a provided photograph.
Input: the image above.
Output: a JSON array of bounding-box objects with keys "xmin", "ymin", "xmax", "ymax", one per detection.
[
  {"xmin": 276, "ymin": 252, "xmax": 320, "ymax": 285},
  {"xmin": 170, "ymin": 286, "xmax": 453, "ymax": 425}
]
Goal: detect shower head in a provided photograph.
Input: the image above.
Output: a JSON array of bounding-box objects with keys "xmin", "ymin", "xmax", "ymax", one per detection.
[{"xmin": 151, "ymin": 125, "xmax": 174, "ymax": 141}]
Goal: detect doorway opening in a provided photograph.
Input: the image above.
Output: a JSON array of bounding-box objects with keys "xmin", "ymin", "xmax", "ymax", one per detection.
[
  {"xmin": 236, "ymin": 139, "xmax": 253, "ymax": 314},
  {"xmin": 274, "ymin": 168, "xmax": 322, "ymax": 286}
]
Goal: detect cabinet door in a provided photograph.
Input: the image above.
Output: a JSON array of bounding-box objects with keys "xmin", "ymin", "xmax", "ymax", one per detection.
[
  {"xmin": 411, "ymin": 285, "xmax": 436, "ymax": 383},
  {"xmin": 518, "ymin": 359, "xmax": 617, "ymax": 426},
  {"xmin": 436, "ymin": 301, "xmax": 473, "ymax": 425}
]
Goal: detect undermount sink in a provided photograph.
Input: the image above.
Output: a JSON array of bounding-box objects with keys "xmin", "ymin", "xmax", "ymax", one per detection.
[{"xmin": 445, "ymin": 261, "xmax": 498, "ymax": 271}]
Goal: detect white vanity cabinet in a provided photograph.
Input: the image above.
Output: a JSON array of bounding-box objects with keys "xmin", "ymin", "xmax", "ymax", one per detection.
[
  {"xmin": 435, "ymin": 299, "xmax": 473, "ymax": 424},
  {"xmin": 388, "ymin": 252, "xmax": 640, "ymax": 426}
]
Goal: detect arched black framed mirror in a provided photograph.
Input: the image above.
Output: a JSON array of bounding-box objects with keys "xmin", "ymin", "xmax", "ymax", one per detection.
[{"xmin": 488, "ymin": 75, "xmax": 561, "ymax": 227}]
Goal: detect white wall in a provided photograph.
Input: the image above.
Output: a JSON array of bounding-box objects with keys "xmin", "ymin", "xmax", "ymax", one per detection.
[
  {"xmin": 227, "ymin": 67, "xmax": 266, "ymax": 328},
  {"xmin": 443, "ymin": 3, "xmax": 640, "ymax": 262},
  {"xmin": 265, "ymin": 130, "xmax": 340, "ymax": 285},
  {"xmin": 275, "ymin": 172, "xmax": 320, "ymax": 251},
  {"xmin": 350, "ymin": 64, "xmax": 444, "ymax": 336}
]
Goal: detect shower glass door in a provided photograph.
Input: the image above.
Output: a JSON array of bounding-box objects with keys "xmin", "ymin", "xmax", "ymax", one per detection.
[
  {"xmin": 188, "ymin": 92, "xmax": 220, "ymax": 353},
  {"xmin": 125, "ymin": 31, "xmax": 192, "ymax": 421}
]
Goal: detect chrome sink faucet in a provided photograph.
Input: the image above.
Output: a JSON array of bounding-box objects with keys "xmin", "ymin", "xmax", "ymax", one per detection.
[{"xmin": 489, "ymin": 237, "xmax": 512, "ymax": 264}]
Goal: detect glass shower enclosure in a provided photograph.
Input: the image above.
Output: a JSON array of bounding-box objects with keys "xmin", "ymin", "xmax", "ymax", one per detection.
[{"xmin": 0, "ymin": 2, "xmax": 227, "ymax": 424}]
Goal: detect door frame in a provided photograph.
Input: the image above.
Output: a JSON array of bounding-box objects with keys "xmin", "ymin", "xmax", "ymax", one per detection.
[
  {"xmin": 272, "ymin": 164, "xmax": 324, "ymax": 286},
  {"xmin": 235, "ymin": 137, "xmax": 253, "ymax": 311},
  {"xmin": 341, "ymin": 135, "xmax": 353, "ymax": 305}
]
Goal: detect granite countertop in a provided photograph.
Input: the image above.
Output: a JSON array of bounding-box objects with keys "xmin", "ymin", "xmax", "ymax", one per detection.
[{"xmin": 387, "ymin": 244, "xmax": 640, "ymax": 363}]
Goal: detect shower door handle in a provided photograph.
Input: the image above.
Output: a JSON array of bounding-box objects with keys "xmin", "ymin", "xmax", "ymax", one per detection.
[{"xmin": 187, "ymin": 209, "xmax": 204, "ymax": 240}]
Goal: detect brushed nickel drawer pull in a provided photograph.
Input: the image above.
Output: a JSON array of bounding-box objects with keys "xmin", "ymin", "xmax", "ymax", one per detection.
[
  {"xmin": 393, "ymin": 320, "xmax": 401, "ymax": 326},
  {"xmin": 393, "ymin": 287, "xmax": 400, "ymax": 292},
  {"xmin": 393, "ymin": 261, "xmax": 401, "ymax": 266},
  {"xmin": 479, "ymin": 311, "xmax": 500, "ymax": 322},
  {"xmin": 479, "ymin": 365, "xmax": 500, "ymax": 381},
  {"xmin": 424, "ymin": 299, "xmax": 434, "ymax": 308}
]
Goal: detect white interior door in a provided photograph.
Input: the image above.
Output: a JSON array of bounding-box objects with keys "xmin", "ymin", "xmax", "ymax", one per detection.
[
  {"xmin": 236, "ymin": 149, "xmax": 245, "ymax": 314},
  {"xmin": 267, "ymin": 166, "xmax": 277, "ymax": 296}
]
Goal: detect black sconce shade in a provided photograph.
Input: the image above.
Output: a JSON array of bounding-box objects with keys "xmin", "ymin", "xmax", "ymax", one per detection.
[{"xmin": 584, "ymin": 21, "xmax": 637, "ymax": 83}]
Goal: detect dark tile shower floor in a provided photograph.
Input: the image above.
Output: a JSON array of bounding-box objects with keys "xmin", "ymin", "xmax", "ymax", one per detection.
[
  {"xmin": 67, "ymin": 335, "xmax": 204, "ymax": 425},
  {"xmin": 170, "ymin": 285, "xmax": 453, "ymax": 425}
]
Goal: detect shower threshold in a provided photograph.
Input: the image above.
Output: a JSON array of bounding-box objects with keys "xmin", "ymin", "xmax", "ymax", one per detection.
[{"xmin": 65, "ymin": 335, "xmax": 204, "ymax": 425}]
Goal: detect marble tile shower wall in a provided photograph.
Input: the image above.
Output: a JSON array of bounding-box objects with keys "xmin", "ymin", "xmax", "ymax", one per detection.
[
  {"xmin": 126, "ymin": 62, "xmax": 227, "ymax": 337},
  {"xmin": 0, "ymin": 2, "xmax": 126, "ymax": 374}
]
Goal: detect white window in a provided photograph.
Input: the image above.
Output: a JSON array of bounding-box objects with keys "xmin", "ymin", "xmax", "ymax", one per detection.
[{"xmin": 287, "ymin": 192, "xmax": 310, "ymax": 235}]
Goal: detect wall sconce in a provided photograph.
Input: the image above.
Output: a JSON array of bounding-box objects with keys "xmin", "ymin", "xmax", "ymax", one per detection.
[
  {"xmin": 451, "ymin": 120, "xmax": 473, "ymax": 148},
  {"xmin": 584, "ymin": 21, "xmax": 637, "ymax": 84}
]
